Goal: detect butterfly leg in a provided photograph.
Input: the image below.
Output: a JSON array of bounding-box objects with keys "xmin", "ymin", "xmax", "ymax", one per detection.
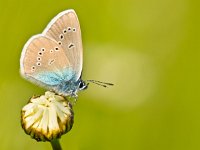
[
  {"xmin": 72, "ymin": 93, "xmax": 78, "ymax": 100},
  {"xmin": 69, "ymin": 91, "xmax": 78, "ymax": 105}
]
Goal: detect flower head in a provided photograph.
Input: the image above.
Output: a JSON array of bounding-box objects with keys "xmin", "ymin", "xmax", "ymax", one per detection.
[{"xmin": 21, "ymin": 91, "xmax": 74, "ymax": 141}]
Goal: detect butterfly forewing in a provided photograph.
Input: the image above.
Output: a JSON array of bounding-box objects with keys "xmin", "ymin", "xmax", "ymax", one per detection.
[
  {"xmin": 43, "ymin": 9, "xmax": 83, "ymax": 81},
  {"xmin": 20, "ymin": 35, "xmax": 74, "ymax": 87}
]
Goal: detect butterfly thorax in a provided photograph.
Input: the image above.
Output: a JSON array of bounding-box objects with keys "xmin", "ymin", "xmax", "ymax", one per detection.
[{"xmin": 54, "ymin": 79, "xmax": 88, "ymax": 97}]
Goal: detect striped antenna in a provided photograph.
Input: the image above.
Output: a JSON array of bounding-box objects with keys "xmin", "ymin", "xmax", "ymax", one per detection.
[{"xmin": 86, "ymin": 80, "xmax": 114, "ymax": 88}]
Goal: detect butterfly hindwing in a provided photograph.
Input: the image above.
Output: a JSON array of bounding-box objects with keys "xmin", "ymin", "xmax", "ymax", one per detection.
[
  {"xmin": 20, "ymin": 35, "xmax": 75, "ymax": 88},
  {"xmin": 42, "ymin": 9, "xmax": 83, "ymax": 81}
]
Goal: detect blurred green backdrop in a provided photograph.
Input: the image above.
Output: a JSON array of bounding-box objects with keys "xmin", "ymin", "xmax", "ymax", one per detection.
[{"xmin": 0, "ymin": 0, "xmax": 200, "ymax": 149}]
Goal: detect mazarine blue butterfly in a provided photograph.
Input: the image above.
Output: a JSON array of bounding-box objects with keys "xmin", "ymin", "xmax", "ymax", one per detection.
[{"xmin": 20, "ymin": 9, "xmax": 113, "ymax": 98}]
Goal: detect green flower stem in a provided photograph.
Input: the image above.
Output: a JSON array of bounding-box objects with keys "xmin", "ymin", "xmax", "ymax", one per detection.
[{"xmin": 50, "ymin": 139, "xmax": 62, "ymax": 150}]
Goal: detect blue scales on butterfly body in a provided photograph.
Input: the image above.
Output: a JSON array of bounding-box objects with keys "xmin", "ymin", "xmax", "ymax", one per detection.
[
  {"xmin": 33, "ymin": 68, "xmax": 86, "ymax": 96},
  {"xmin": 54, "ymin": 78, "xmax": 83, "ymax": 97}
]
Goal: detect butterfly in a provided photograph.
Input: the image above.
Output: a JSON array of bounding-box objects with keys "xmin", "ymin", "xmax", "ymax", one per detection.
[{"xmin": 20, "ymin": 9, "xmax": 113, "ymax": 98}]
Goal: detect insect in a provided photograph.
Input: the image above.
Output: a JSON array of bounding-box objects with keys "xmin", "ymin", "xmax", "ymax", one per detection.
[{"xmin": 20, "ymin": 9, "xmax": 113, "ymax": 98}]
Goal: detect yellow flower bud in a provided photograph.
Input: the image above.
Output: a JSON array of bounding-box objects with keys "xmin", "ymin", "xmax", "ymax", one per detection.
[{"xmin": 21, "ymin": 91, "xmax": 74, "ymax": 141}]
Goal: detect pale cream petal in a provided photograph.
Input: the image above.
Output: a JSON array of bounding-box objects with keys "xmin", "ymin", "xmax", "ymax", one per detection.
[{"xmin": 21, "ymin": 91, "xmax": 74, "ymax": 141}]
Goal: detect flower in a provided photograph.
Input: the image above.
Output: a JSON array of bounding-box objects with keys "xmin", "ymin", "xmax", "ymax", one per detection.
[{"xmin": 21, "ymin": 91, "xmax": 74, "ymax": 141}]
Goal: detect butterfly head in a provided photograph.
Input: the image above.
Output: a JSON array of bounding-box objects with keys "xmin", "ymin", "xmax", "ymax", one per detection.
[{"xmin": 78, "ymin": 80, "xmax": 89, "ymax": 91}]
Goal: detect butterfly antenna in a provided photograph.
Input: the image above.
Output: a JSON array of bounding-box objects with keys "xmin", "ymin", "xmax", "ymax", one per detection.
[{"xmin": 86, "ymin": 80, "xmax": 114, "ymax": 88}]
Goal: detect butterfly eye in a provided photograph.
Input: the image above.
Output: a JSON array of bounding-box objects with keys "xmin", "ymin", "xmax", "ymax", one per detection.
[
  {"xmin": 79, "ymin": 81, "xmax": 88, "ymax": 90},
  {"xmin": 79, "ymin": 82, "xmax": 84, "ymax": 88}
]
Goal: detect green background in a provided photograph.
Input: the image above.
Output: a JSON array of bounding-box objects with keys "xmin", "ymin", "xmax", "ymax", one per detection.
[{"xmin": 0, "ymin": 0, "xmax": 199, "ymax": 149}]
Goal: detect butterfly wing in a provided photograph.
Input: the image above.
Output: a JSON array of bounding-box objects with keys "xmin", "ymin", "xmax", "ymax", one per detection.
[
  {"xmin": 42, "ymin": 9, "xmax": 83, "ymax": 81},
  {"xmin": 20, "ymin": 35, "xmax": 76, "ymax": 90}
]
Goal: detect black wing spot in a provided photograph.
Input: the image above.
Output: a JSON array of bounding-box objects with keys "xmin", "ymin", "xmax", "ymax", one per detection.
[
  {"xmin": 49, "ymin": 59, "xmax": 55, "ymax": 65},
  {"xmin": 67, "ymin": 27, "xmax": 71, "ymax": 31},
  {"xmin": 41, "ymin": 48, "xmax": 45, "ymax": 52},
  {"xmin": 37, "ymin": 57, "xmax": 41, "ymax": 61},
  {"xmin": 73, "ymin": 28, "xmax": 76, "ymax": 32},
  {"xmin": 38, "ymin": 52, "xmax": 43, "ymax": 56},
  {"xmin": 50, "ymin": 49, "xmax": 53, "ymax": 53},
  {"xmin": 36, "ymin": 62, "xmax": 41, "ymax": 66},
  {"xmin": 58, "ymin": 41, "xmax": 62, "ymax": 45},
  {"xmin": 68, "ymin": 43, "xmax": 75, "ymax": 49},
  {"xmin": 60, "ymin": 34, "xmax": 64, "ymax": 40},
  {"xmin": 31, "ymin": 66, "xmax": 36, "ymax": 72},
  {"xmin": 54, "ymin": 47, "xmax": 59, "ymax": 51},
  {"xmin": 63, "ymin": 29, "xmax": 67, "ymax": 34}
]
